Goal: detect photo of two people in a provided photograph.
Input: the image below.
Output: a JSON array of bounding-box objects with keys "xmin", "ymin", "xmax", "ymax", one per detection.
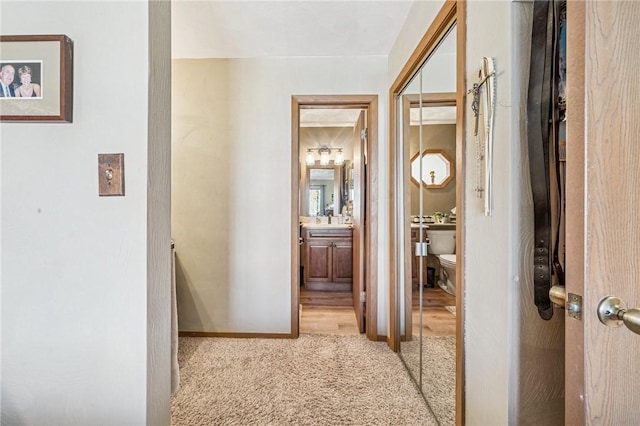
[{"xmin": 0, "ymin": 61, "xmax": 42, "ymax": 99}]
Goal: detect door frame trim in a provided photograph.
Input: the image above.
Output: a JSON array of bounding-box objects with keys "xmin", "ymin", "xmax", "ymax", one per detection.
[
  {"xmin": 291, "ymin": 94, "xmax": 379, "ymax": 341},
  {"xmin": 388, "ymin": 1, "xmax": 465, "ymax": 424},
  {"xmin": 564, "ymin": 2, "xmax": 585, "ymax": 423}
]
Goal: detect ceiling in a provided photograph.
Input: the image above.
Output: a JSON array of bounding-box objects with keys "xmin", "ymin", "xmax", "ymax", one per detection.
[
  {"xmin": 171, "ymin": 1, "xmax": 452, "ymax": 127},
  {"xmin": 171, "ymin": 1, "xmax": 414, "ymax": 59},
  {"xmin": 299, "ymin": 108, "xmax": 363, "ymax": 127}
]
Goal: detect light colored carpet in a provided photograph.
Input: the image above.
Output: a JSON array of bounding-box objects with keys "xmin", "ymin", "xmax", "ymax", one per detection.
[
  {"xmin": 399, "ymin": 335, "xmax": 456, "ymax": 426},
  {"xmin": 171, "ymin": 334, "xmax": 439, "ymax": 425}
]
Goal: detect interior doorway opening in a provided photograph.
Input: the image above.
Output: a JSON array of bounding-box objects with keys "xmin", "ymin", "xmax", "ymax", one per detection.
[{"xmin": 291, "ymin": 95, "xmax": 378, "ymax": 341}]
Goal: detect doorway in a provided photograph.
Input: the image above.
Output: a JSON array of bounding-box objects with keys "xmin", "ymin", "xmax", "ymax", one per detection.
[{"xmin": 291, "ymin": 95, "xmax": 378, "ymax": 340}]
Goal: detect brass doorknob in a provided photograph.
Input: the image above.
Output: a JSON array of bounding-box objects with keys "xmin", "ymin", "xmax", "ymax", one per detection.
[{"xmin": 597, "ymin": 296, "xmax": 640, "ymax": 335}]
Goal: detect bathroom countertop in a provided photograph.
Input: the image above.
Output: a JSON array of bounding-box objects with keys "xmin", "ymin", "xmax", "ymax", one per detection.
[{"xmin": 301, "ymin": 223, "xmax": 353, "ymax": 229}]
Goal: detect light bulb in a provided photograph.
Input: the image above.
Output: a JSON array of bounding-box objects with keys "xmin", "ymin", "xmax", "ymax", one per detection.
[
  {"xmin": 334, "ymin": 149, "xmax": 344, "ymax": 165},
  {"xmin": 305, "ymin": 150, "xmax": 315, "ymax": 165},
  {"xmin": 320, "ymin": 150, "xmax": 330, "ymax": 166}
]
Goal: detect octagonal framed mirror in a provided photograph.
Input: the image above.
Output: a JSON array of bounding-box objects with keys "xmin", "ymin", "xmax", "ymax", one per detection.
[{"xmin": 410, "ymin": 149, "xmax": 455, "ymax": 188}]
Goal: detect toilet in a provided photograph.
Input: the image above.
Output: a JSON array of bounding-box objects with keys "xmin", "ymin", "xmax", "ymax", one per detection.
[
  {"xmin": 437, "ymin": 254, "xmax": 456, "ymax": 296},
  {"xmin": 427, "ymin": 229, "xmax": 456, "ymax": 296}
]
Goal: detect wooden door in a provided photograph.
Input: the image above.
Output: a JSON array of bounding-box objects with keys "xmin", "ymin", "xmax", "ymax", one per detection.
[
  {"xmin": 566, "ymin": 2, "xmax": 640, "ymax": 423},
  {"xmin": 352, "ymin": 111, "xmax": 366, "ymax": 332}
]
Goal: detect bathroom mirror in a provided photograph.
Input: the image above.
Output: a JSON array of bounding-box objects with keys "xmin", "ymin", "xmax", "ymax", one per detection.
[
  {"xmin": 394, "ymin": 15, "xmax": 458, "ymax": 426},
  {"xmin": 304, "ymin": 165, "xmax": 342, "ymax": 217},
  {"xmin": 410, "ymin": 149, "xmax": 454, "ymax": 188}
]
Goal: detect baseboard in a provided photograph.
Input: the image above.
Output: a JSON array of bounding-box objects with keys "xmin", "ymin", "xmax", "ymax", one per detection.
[
  {"xmin": 179, "ymin": 331, "xmax": 295, "ymax": 339},
  {"xmin": 179, "ymin": 330, "xmax": 387, "ymax": 342}
]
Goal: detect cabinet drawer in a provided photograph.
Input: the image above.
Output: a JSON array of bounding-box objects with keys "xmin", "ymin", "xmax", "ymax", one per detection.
[{"xmin": 305, "ymin": 228, "xmax": 353, "ymax": 239}]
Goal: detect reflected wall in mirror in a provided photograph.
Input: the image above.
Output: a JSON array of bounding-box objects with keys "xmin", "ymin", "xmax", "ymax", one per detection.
[{"xmin": 393, "ymin": 11, "xmax": 459, "ymax": 426}]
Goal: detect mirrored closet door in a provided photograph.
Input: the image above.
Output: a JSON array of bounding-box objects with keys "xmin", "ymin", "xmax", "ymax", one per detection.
[{"xmin": 393, "ymin": 13, "xmax": 459, "ymax": 426}]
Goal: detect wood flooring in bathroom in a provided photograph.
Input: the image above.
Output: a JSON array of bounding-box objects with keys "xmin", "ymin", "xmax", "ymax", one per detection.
[
  {"xmin": 412, "ymin": 287, "xmax": 456, "ymax": 337},
  {"xmin": 299, "ymin": 288, "xmax": 456, "ymax": 337}
]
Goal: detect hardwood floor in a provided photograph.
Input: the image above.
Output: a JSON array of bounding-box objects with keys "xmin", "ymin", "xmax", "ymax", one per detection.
[
  {"xmin": 299, "ymin": 289, "xmax": 358, "ymax": 335},
  {"xmin": 300, "ymin": 305, "xmax": 360, "ymax": 335},
  {"xmin": 412, "ymin": 287, "xmax": 456, "ymax": 337},
  {"xmin": 299, "ymin": 287, "xmax": 456, "ymax": 338},
  {"xmin": 300, "ymin": 289, "xmax": 352, "ymax": 307}
]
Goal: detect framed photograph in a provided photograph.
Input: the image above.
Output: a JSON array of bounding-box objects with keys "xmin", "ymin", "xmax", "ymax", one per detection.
[{"xmin": 0, "ymin": 35, "xmax": 73, "ymax": 122}]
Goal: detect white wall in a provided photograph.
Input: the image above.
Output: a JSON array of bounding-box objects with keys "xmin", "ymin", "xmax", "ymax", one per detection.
[
  {"xmin": 388, "ymin": 1, "xmax": 445, "ymax": 86},
  {"xmin": 463, "ymin": 3, "xmax": 514, "ymax": 423},
  {"xmin": 1, "ymin": 1, "xmax": 170, "ymax": 424},
  {"xmin": 172, "ymin": 56, "xmax": 389, "ymax": 334}
]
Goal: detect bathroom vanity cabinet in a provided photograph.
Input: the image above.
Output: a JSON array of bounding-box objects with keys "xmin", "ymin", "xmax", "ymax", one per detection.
[{"xmin": 303, "ymin": 227, "xmax": 353, "ymax": 291}]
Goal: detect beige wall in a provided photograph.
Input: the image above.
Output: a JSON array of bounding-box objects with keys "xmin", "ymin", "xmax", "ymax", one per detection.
[
  {"xmin": 172, "ymin": 59, "xmax": 233, "ymax": 331},
  {"xmin": 172, "ymin": 56, "xmax": 388, "ymax": 334},
  {"xmin": 409, "ymin": 124, "xmax": 456, "ymax": 215},
  {"xmin": 300, "ymin": 127, "xmax": 354, "ymax": 160}
]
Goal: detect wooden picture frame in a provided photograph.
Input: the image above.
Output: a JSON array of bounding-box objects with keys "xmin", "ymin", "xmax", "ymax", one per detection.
[
  {"xmin": 410, "ymin": 149, "xmax": 455, "ymax": 189},
  {"xmin": 0, "ymin": 35, "xmax": 73, "ymax": 122}
]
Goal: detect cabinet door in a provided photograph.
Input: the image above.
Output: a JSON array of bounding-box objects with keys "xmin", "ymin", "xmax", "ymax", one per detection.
[
  {"xmin": 410, "ymin": 230, "xmax": 418, "ymax": 284},
  {"xmin": 332, "ymin": 239, "xmax": 353, "ymax": 283},
  {"xmin": 411, "ymin": 229, "xmax": 429, "ymax": 286},
  {"xmin": 305, "ymin": 239, "xmax": 332, "ymax": 282}
]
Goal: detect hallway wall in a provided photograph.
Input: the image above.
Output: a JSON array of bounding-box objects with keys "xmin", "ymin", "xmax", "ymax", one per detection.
[
  {"xmin": 0, "ymin": 1, "xmax": 171, "ymax": 424},
  {"xmin": 463, "ymin": 1, "xmax": 565, "ymax": 424},
  {"xmin": 172, "ymin": 56, "xmax": 388, "ymax": 334}
]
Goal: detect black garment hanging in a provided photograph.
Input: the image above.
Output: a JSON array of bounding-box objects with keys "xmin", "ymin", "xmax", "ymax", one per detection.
[{"xmin": 526, "ymin": 0, "xmax": 565, "ymax": 320}]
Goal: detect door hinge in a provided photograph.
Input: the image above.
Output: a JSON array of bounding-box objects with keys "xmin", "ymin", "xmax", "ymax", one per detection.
[
  {"xmin": 415, "ymin": 241, "xmax": 430, "ymax": 257},
  {"xmin": 360, "ymin": 291, "xmax": 366, "ymax": 303},
  {"xmin": 360, "ymin": 128, "xmax": 368, "ymax": 141}
]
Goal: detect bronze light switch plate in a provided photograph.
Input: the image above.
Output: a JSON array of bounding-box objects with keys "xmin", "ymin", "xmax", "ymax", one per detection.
[{"xmin": 98, "ymin": 153, "xmax": 125, "ymax": 196}]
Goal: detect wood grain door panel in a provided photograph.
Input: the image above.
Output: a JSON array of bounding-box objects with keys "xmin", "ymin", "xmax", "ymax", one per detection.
[{"xmin": 567, "ymin": 2, "xmax": 640, "ymax": 423}]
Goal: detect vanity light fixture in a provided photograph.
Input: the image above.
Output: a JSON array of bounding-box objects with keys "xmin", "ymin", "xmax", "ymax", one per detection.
[{"xmin": 304, "ymin": 146, "xmax": 344, "ymax": 166}]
